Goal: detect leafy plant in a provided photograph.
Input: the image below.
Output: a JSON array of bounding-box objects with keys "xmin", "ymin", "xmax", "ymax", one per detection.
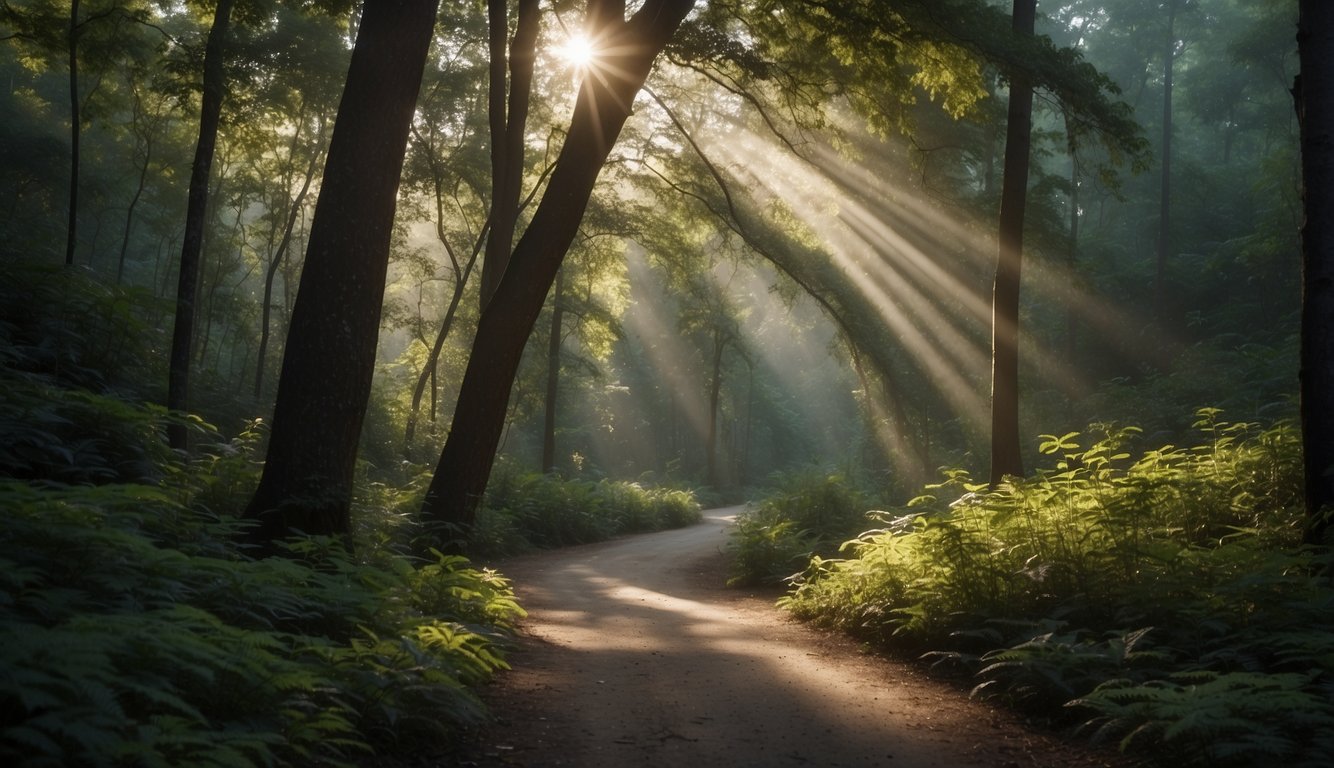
[{"xmin": 772, "ymin": 413, "xmax": 1329, "ymax": 764}]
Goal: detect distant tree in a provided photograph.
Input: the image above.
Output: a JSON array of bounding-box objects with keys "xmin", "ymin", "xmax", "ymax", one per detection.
[
  {"xmin": 244, "ymin": 0, "xmax": 439, "ymax": 542},
  {"xmin": 541, "ymin": 266, "xmax": 565, "ymax": 473},
  {"xmin": 1297, "ymin": 0, "xmax": 1334, "ymax": 546},
  {"xmin": 989, "ymin": 0, "xmax": 1035, "ymax": 486},
  {"xmin": 166, "ymin": 0, "xmax": 234, "ymax": 451}
]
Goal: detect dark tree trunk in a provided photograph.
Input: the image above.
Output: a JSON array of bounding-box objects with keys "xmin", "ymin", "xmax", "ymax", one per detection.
[
  {"xmin": 479, "ymin": 0, "xmax": 539, "ymax": 309},
  {"xmin": 1155, "ymin": 0, "xmax": 1178, "ymax": 325},
  {"xmin": 705, "ymin": 327, "xmax": 725, "ymax": 488},
  {"xmin": 420, "ymin": 0, "xmax": 695, "ymax": 535},
  {"xmin": 1297, "ymin": 0, "xmax": 1334, "ymax": 546},
  {"xmin": 989, "ymin": 0, "xmax": 1035, "ymax": 487},
  {"xmin": 65, "ymin": 0, "xmax": 80, "ymax": 267},
  {"xmin": 166, "ymin": 0, "xmax": 234, "ymax": 451},
  {"xmin": 244, "ymin": 0, "xmax": 440, "ymax": 543},
  {"xmin": 541, "ymin": 267, "xmax": 565, "ymax": 473}
]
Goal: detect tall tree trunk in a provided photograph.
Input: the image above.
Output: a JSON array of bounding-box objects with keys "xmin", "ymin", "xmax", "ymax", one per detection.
[
  {"xmin": 479, "ymin": 0, "xmax": 539, "ymax": 309},
  {"xmin": 65, "ymin": 0, "xmax": 80, "ymax": 267},
  {"xmin": 244, "ymin": 0, "xmax": 440, "ymax": 543},
  {"xmin": 420, "ymin": 0, "xmax": 695, "ymax": 536},
  {"xmin": 1297, "ymin": 0, "xmax": 1334, "ymax": 546},
  {"xmin": 1065, "ymin": 116, "xmax": 1080, "ymax": 366},
  {"xmin": 1155, "ymin": 0, "xmax": 1178, "ymax": 325},
  {"xmin": 166, "ymin": 0, "xmax": 234, "ymax": 450},
  {"xmin": 541, "ymin": 267, "xmax": 565, "ymax": 473},
  {"xmin": 704, "ymin": 327, "xmax": 725, "ymax": 488},
  {"xmin": 989, "ymin": 0, "xmax": 1035, "ymax": 487}
]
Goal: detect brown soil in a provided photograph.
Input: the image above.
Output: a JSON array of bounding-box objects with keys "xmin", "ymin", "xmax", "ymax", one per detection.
[{"xmin": 454, "ymin": 507, "xmax": 1138, "ymax": 768}]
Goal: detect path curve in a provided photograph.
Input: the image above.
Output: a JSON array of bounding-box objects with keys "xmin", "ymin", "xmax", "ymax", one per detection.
[{"xmin": 462, "ymin": 507, "xmax": 1128, "ymax": 767}]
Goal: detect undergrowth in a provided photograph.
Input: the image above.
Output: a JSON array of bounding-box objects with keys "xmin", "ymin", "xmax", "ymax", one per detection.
[
  {"xmin": 727, "ymin": 471, "xmax": 873, "ymax": 586},
  {"xmin": 468, "ymin": 467, "xmax": 703, "ymax": 558},
  {"xmin": 752, "ymin": 412, "xmax": 1332, "ymax": 767},
  {"xmin": 0, "ymin": 269, "xmax": 526, "ymax": 766}
]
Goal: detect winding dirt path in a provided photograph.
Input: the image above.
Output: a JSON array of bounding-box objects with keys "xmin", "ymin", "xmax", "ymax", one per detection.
[{"xmin": 461, "ymin": 507, "xmax": 1130, "ymax": 767}]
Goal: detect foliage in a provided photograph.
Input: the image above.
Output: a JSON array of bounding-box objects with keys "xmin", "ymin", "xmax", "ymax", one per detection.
[
  {"xmin": 469, "ymin": 467, "xmax": 703, "ymax": 558},
  {"xmin": 0, "ymin": 474, "xmax": 523, "ymax": 766},
  {"xmin": 728, "ymin": 471, "xmax": 873, "ymax": 586},
  {"xmin": 0, "ymin": 328, "xmax": 523, "ymax": 766},
  {"xmin": 774, "ymin": 412, "xmax": 1328, "ymax": 765}
]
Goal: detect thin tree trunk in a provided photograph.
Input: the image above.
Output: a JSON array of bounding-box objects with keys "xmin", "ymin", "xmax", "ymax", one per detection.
[
  {"xmin": 65, "ymin": 0, "xmax": 80, "ymax": 267},
  {"xmin": 254, "ymin": 143, "xmax": 324, "ymax": 400},
  {"xmin": 1155, "ymin": 0, "xmax": 1178, "ymax": 325},
  {"xmin": 244, "ymin": 0, "xmax": 440, "ymax": 543},
  {"xmin": 1297, "ymin": 0, "xmax": 1334, "ymax": 546},
  {"xmin": 989, "ymin": 0, "xmax": 1035, "ymax": 486},
  {"xmin": 420, "ymin": 0, "xmax": 695, "ymax": 536},
  {"xmin": 541, "ymin": 267, "xmax": 565, "ymax": 473},
  {"xmin": 117, "ymin": 113, "xmax": 152, "ymax": 284},
  {"xmin": 705, "ymin": 327, "xmax": 725, "ymax": 488},
  {"xmin": 166, "ymin": 0, "xmax": 234, "ymax": 450}
]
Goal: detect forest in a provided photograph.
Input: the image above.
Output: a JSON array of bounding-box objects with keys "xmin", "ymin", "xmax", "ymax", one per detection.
[{"xmin": 2, "ymin": 0, "xmax": 1332, "ymax": 766}]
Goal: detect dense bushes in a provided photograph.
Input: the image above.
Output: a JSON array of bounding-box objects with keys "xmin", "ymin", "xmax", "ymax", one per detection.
[
  {"xmin": 727, "ymin": 472, "xmax": 873, "ymax": 586},
  {"xmin": 743, "ymin": 413, "xmax": 1332, "ymax": 767},
  {"xmin": 469, "ymin": 467, "xmax": 703, "ymax": 557},
  {"xmin": 0, "ymin": 471, "xmax": 524, "ymax": 766},
  {"xmin": 0, "ymin": 290, "xmax": 526, "ymax": 765}
]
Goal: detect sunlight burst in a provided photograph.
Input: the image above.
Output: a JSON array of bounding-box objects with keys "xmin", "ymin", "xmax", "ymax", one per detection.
[{"xmin": 556, "ymin": 33, "xmax": 597, "ymax": 69}]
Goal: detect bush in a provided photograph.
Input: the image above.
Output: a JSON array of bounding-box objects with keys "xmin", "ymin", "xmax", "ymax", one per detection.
[
  {"xmin": 0, "ymin": 479, "xmax": 524, "ymax": 767},
  {"xmin": 778, "ymin": 413, "xmax": 1329, "ymax": 766},
  {"xmin": 728, "ymin": 472, "xmax": 873, "ymax": 586},
  {"xmin": 470, "ymin": 470, "xmax": 703, "ymax": 558}
]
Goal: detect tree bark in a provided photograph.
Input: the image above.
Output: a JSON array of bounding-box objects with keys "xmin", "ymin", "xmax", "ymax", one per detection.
[
  {"xmin": 65, "ymin": 0, "xmax": 80, "ymax": 267},
  {"xmin": 479, "ymin": 0, "xmax": 539, "ymax": 309},
  {"xmin": 989, "ymin": 0, "xmax": 1035, "ymax": 487},
  {"xmin": 541, "ymin": 267, "xmax": 565, "ymax": 473},
  {"xmin": 244, "ymin": 0, "xmax": 440, "ymax": 543},
  {"xmin": 420, "ymin": 0, "xmax": 695, "ymax": 535},
  {"xmin": 1155, "ymin": 0, "xmax": 1177, "ymax": 325},
  {"xmin": 166, "ymin": 0, "xmax": 233, "ymax": 451},
  {"xmin": 1297, "ymin": 0, "xmax": 1334, "ymax": 546},
  {"xmin": 705, "ymin": 328, "xmax": 727, "ymax": 487}
]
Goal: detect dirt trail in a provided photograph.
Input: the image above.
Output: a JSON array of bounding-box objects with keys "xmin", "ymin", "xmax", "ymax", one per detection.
[{"xmin": 460, "ymin": 507, "xmax": 1129, "ymax": 768}]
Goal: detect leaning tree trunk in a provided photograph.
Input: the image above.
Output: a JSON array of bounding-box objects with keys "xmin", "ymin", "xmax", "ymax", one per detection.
[
  {"xmin": 989, "ymin": 0, "xmax": 1036, "ymax": 487},
  {"xmin": 420, "ymin": 0, "xmax": 696, "ymax": 536},
  {"xmin": 166, "ymin": 0, "xmax": 234, "ymax": 451},
  {"xmin": 1297, "ymin": 0, "xmax": 1334, "ymax": 546},
  {"xmin": 244, "ymin": 0, "xmax": 440, "ymax": 543}
]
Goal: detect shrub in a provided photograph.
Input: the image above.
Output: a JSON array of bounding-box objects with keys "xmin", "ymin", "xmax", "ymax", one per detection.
[
  {"xmin": 728, "ymin": 472, "xmax": 873, "ymax": 586},
  {"xmin": 778, "ymin": 413, "xmax": 1328, "ymax": 766},
  {"xmin": 470, "ymin": 469, "xmax": 703, "ymax": 558}
]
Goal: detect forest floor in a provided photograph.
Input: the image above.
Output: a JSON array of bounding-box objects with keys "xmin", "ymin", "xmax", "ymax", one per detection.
[{"xmin": 450, "ymin": 507, "xmax": 1138, "ymax": 768}]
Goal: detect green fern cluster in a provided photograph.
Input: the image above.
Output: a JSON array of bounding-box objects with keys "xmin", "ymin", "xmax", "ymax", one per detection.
[
  {"xmin": 728, "ymin": 471, "xmax": 873, "ymax": 586},
  {"xmin": 776, "ymin": 412, "xmax": 1330, "ymax": 766},
  {"xmin": 469, "ymin": 469, "xmax": 703, "ymax": 556},
  {"xmin": 0, "ymin": 477, "xmax": 524, "ymax": 766}
]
